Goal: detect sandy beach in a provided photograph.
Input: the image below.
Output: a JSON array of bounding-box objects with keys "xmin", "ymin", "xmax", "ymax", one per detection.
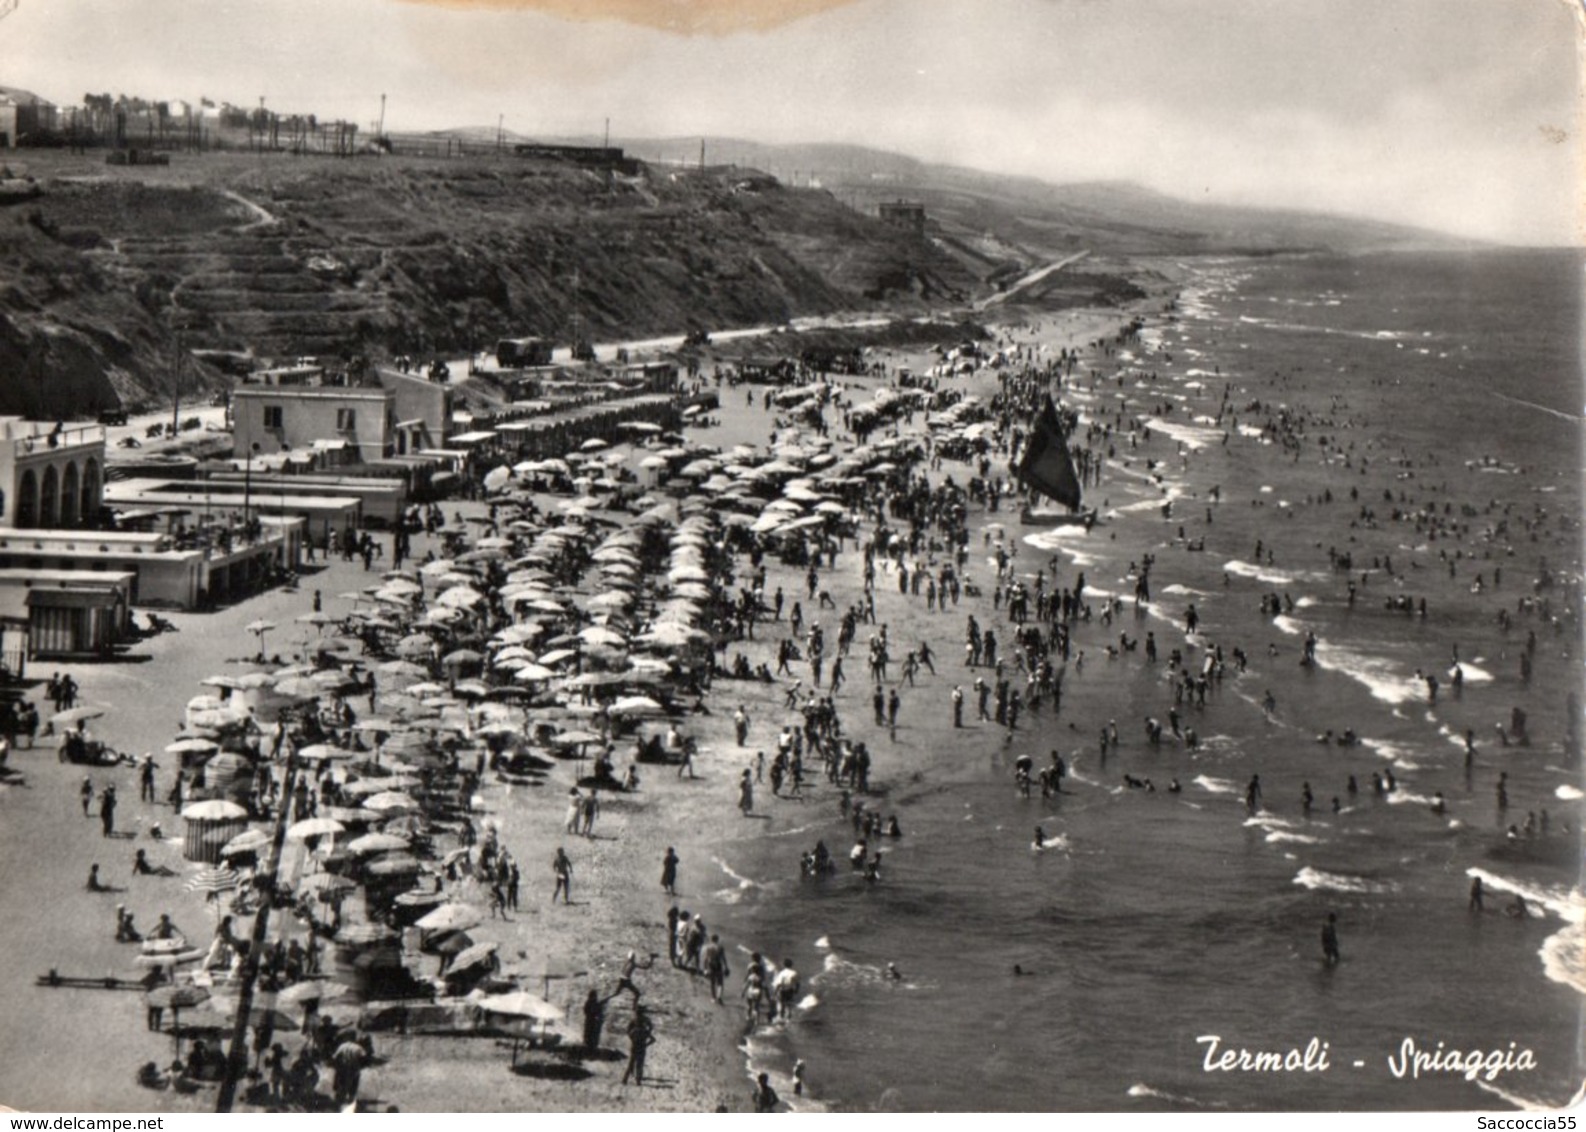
[
  {"xmin": 0, "ymin": 299, "xmax": 1139, "ymax": 1113},
  {"xmin": 1, "ymin": 254, "xmax": 1579, "ymax": 1113}
]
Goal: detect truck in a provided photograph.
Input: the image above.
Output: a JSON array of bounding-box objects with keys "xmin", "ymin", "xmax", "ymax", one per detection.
[{"xmin": 496, "ymin": 336, "xmax": 554, "ymax": 368}]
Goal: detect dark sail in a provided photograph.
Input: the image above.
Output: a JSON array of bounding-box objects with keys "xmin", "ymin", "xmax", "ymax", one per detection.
[{"xmin": 1014, "ymin": 396, "xmax": 1083, "ymax": 511}]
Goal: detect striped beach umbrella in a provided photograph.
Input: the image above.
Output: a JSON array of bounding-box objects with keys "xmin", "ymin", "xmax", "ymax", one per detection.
[{"xmin": 185, "ymin": 866, "xmax": 242, "ymax": 894}]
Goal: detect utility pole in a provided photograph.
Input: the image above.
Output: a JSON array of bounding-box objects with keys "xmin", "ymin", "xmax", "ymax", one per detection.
[
  {"xmin": 603, "ymin": 117, "xmax": 609, "ymax": 149},
  {"xmin": 497, "ymin": 113, "xmax": 503, "ymax": 153},
  {"xmin": 170, "ymin": 332, "xmax": 183, "ymax": 438},
  {"xmin": 699, "ymin": 138, "xmax": 705, "ymax": 171},
  {"xmin": 377, "ymin": 93, "xmax": 386, "ymax": 139},
  {"xmin": 215, "ymin": 731, "xmax": 301, "ymax": 1112}
]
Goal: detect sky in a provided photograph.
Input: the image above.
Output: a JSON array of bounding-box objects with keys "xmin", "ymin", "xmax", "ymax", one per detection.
[{"xmin": 2, "ymin": 0, "xmax": 1580, "ymax": 244}]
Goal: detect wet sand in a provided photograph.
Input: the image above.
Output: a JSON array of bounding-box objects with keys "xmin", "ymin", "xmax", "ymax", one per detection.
[{"xmin": 0, "ymin": 302, "xmax": 1139, "ymax": 1113}]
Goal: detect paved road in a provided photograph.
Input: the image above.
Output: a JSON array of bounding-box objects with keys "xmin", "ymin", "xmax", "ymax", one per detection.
[{"xmin": 102, "ymin": 404, "xmax": 229, "ymax": 456}]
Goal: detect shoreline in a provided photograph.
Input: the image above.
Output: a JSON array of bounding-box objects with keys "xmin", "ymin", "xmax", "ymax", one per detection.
[
  {"xmin": 8, "ymin": 246, "xmax": 1578, "ymax": 1112},
  {"xmin": 0, "ymin": 290, "xmax": 1152, "ymax": 1114}
]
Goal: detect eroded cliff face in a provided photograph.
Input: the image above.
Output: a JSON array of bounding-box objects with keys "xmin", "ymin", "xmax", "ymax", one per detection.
[{"xmin": 0, "ymin": 154, "xmax": 976, "ymax": 415}]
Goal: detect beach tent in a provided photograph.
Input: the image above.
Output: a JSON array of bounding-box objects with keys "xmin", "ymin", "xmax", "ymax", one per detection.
[{"xmin": 180, "ymin": 799, "xmax": 249, "ymax": 863}]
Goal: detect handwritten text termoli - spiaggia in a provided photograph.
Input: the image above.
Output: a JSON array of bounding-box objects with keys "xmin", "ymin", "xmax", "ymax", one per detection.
[{"xmin": 1197, "ymin": 1035, "xmax": 1538, "ymax": 1082}]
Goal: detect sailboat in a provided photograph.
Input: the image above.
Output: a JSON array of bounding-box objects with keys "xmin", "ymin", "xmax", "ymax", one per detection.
[{"xmin": 1014, "ymin": 395, "xmax": 1096, "ymax": 527}]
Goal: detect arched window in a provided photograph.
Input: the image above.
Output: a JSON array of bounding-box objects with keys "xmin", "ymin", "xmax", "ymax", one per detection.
[
  {"xmin": 39, "ymin": 465, "xmax": 58, "ymax": 528},
  {"xmin": 59, "ymin": 462, "xmax": 80, "ymax": 527},
  {"xmin": 15, "ymin": 470, "xmax": 37, "ymax": 529},
  {"xmin": 80, "ymin": 459, "xmax": 100, "ymax": 526}
]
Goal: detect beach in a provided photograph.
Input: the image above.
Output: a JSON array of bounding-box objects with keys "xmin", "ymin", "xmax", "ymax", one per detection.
[{"xmin": 0, "ymin": 249, "xmax": 1580, "ymax": 1114}]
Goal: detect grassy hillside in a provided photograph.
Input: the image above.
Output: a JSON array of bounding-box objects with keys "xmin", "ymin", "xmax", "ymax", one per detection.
[
  {"xmin": 0, "ymin": 150, "xmax": 975, "ymax": 415},
  {"xmin": 0, "ymin": 137, "xmax": 1474, "ymax": 419}
]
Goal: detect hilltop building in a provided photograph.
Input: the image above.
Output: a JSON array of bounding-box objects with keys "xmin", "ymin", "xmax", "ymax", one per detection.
[
  {"xmin": 0, "ymin": 85, "xmax": 57, "ymax": 147},
  {"xmin": 879, "ymin": 200, "xmax": 927, "ymax": 235}
]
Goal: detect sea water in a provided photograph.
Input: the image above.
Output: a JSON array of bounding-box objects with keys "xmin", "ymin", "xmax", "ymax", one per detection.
[{"xmin": 706, "ymin": 250, "xmax": 1584, "ymax": 1111}]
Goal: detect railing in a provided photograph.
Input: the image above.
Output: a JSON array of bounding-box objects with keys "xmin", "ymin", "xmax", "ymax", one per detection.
[{"xmin": 11, "ymin": 424, "xmax": 106, "ymax": 454}]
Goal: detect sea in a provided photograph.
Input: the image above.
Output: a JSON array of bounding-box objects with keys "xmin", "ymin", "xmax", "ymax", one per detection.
[{"xmin": 701, "ymin": 249, "xmax": 1585, "ymax": 1112}]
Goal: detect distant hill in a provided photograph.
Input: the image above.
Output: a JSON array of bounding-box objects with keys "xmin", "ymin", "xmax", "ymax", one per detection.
[
  {"xmin": 0, "ymin": 133, "xmax": 1479, "ymax": 419},
  {"xmin": 543, "ymin": 136, "xmax": 1474, "ymax": 262},
  {"xmin": 0, "ymin": 148, "xmax": 974, "ymax": 415}
]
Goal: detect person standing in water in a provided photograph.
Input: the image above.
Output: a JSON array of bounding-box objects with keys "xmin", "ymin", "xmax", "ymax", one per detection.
[{"xmin": 1321, "ymin": 912, "xmax": 1341, "ymax": 965}]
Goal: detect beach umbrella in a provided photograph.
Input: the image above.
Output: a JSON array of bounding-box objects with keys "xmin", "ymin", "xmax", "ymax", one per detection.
[
  {"xmin": 297, "ymin": 873, "xmax": 357, "ymax": 897},
  {"xmin": 277, "ymin": 980, "xmax": 351, "ymax": 1007},
  {"xmin": 347, "ymin": 832, "xmax": 411, "ymax": 856},
  {"xmin": 245, "ymin": 619, "xmax": 276, "ymax": 637},
  {"xmin": 364, "ymin": 852, "xmax": 423, "ymax": 877},
  {"xmin": 363, "ymin": 791, "xmax": 418, "ymax": 813},
  {"xmin": 477, "ymin": 990, "xmax": 564, "ymax": 1022},
  {"xmin": 553, "ymin": 729, "xmax": 602, "ymax": 746},
  {"xmin": 165, "ymin": 737, "xmax": 219, "ymax": 756},
  {"xmin": 297, "ymin": 743, "xmax": 354, "ymax": 762},
  {"xmin": 221, "ymin": 829, "xmax": 271, "ymax": 857},
  {"xmin": 513, "ymin": 663, "xmax": 557, "ymax": 683},
  {"xmin": 309, "ymin": 670, "xmax": 360, "ymax": 691},
  {"xmin": 453, "ymin": 679, "xmax": 491, "ymax": 699},
  {"xmin": 336, "ymin": 922, "xmax": 397, "ymax": 946},
  {"xmin": 483, "ymin": 466, "xmax": 512, "ymax": 493},
  {"xmin": 382, "ymin": 814, "xmax": 428, "ymax": 838},
  {"xmin": 200, "ymin": 675, "xmax": 244, "ymax": 691},
  {"xmin": 639, "ymin": 623, "xmax": 708, "ymax": 648},
  {"xmin": 50, "ymin": 705, "xmax": 107, "ymax": 728},
  {"xmin": 185, "ymin": 866, "xmax": 243, "ymax": 895},
  {"xmin": 324, "ymin": 806, "xmax": 379, "ymax": 825},
  {"xmin": 394, "ymin": 634, "xmax": 436, "ymax": 660},
  {"xmin": 146, "ymin": 984, "xmax": 211, "ymax": 1053},
  {"xmin": 610, "ymin": 695, "xmax": 664, "ymax": 716},
  {"xmin": 272, "ymin": 676, "xmax": 324, "ymax": 700},
  {"xmin": 415, "ymin": 903, "xmax": 484, "ymax": 933},
  {"xmin": 449, "ymin": 940, "xmax": 499, "ymax": 975},
  {"xmin": 287, "ymin": 817, "xmax": 346, "ymax": 840},
  {"xmin": 579, "ymin": 626, "xmax": 626, "ymax": 648},
  {"xmin": 475, "ymin": 989, "xmax": 565, "ymax": 1064},
  {"xmin": 443, "ymin": 648, "xmax": 484, "ymax": 667},
  {"xmin": 181, "ymin": 799, "xmax": 248, "ymax": 821},
  {"xmin": 296, "ymin": 612, "xmax": 338, "ymax": 627}
]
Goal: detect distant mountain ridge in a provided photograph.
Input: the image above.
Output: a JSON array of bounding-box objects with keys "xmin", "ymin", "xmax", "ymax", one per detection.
[{"xmin": 495, "ymin": 133, "xmax": 1476, "ymax": 259}]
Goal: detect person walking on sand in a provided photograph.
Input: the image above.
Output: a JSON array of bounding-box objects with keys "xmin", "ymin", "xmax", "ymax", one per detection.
[
  {"xmin": 704, "ymin": 934, "xmax": 730, "ymax": 1003},
  {"xmin": 739, "ymin": 769, "xmax": 755, "ymax": 816},
  {"xmin": 621, "ymin": 1008, "xmax": 655, "ymax": 1086},
  {"xmin": 661, "ymin": 847, "xmax": 679, "ymax": 895},
  {"xmin": 552, "ymin": 847, "xmax": 573, "ymax": 904},
  {"xmin": 100, "ymin": 784, "xmax": 117, "ymax": 838}
]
